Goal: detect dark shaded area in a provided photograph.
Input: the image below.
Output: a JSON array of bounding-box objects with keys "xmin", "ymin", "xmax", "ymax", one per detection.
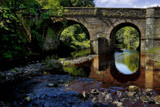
[
  {"xmin": 110, "ymin": 65, "xmax": 141, "ymax": 83},
  {"xmin": 98, "ymin": 37, "xmax": 114, "ymax": 55},
  {"xmin": 0, "ymin": 74, "xmax": 95, "ymax": 107}
]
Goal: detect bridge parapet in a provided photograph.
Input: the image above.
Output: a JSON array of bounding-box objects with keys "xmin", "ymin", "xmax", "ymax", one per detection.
[
  {"xmin": 63, "ymin": 7, "xmax": 146, "ymax": 18},
  {"xmin": 146, "ymin": 7, "xmax": 160, "ymax": 18}
]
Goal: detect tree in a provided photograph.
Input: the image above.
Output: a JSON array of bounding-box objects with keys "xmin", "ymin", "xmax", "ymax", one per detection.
[
  {"xmin": 71, "ymin": 0, "xmax": 95, "ymax": 7},
  {"xmin": 60, "ymin": 24, "xmax": 90, "ymax": 50},
  {"xmin": 36, "ymin": 0, "xmax": 95, "ymax": 8},
  {"xmin": 116, "ymin": 26, "xmax": 139, "ymax": 50},
  {"xmin": 0, "ymin": 0, "xmax": 42, "ymax": 62}
]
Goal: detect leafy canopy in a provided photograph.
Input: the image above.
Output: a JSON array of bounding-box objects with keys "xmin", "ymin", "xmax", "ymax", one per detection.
[{"xmin": 116, "ymin": 26, "xmax": 139, "ymax": 50}]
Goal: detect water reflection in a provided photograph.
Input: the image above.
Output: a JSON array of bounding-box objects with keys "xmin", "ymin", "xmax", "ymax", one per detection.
[
  {"xmin": 90, "ymin": 51, "xmax": 141, "ymax": 86},
  {"xmin": 115, "ymin": 50, "xmax": 139, "ymax": 75},
  {"xmin": 89, "ymin": 50, "xmax": 160, "ymax": 93}
]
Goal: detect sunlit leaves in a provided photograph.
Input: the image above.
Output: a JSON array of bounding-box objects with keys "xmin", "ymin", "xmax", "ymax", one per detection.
[
  {"xmin": 71, "ymin": 0, "xmax": 95, "ymax": 7},
  {"xmin": 60, "ymin": 24, "xmax": 90, "ymax": 50},
  {"xmin": 116, "ymin": 26, "xmax": 139, "ymax": 50}
]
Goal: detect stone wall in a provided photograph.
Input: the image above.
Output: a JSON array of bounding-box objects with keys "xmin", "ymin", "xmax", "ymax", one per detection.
[
  {"xmin": 42, "ymin": 7, "xmax": 160, "ymax": 55},
  {"xmin": 146, "ymin": 7, "xmax": 160, "ymax": 51},
  {"xmin": 62, "ymin": 7, "xmax": 146, "ymax": 54}
]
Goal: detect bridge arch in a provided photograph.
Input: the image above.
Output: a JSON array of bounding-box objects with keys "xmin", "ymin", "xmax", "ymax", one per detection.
[
  {"xmin": 54, "ymin": 19, "xmax": 90, "ymax": 41},
  {"xmin": 43, "ymin": 18, "xmax": 91, "ymax": 52},
  {"xmin": 109, "ymin": 21, "xmax": 141, "ymax": 51}
]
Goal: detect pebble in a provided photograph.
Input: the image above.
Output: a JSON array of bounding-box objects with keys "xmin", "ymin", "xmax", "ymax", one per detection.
[
  {"xmin": 47, "ymin": 83, "xmax": 58, "ymax": 87},
  {"xmin": 128, "ymin": 85, "xmax": 140, "ymax": 92}
]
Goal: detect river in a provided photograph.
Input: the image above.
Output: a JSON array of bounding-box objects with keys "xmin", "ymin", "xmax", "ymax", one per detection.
[{"xmin": 0, "ymin": 50, "xmax": 160, "ymax": 106}]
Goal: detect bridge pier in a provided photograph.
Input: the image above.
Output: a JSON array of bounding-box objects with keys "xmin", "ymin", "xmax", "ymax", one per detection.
[
  {"xmin": 91, "ymin": 36, "xmax": 114, "ymax": 55},
  {"xmin": 40, "ymin": 7, "xmax": 160, "ymax": 55},
  {"xmin": 146, "ymin": 8, "xmax": 155, "ymax": 51},
  {"xmin": 146, "ymin": 7, "xmax": 160, "ymax": 52}
]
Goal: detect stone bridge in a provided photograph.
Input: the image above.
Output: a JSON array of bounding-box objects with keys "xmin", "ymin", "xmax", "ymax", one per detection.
[{"xmin": 43, "ymin": 7, "xmax": 160, "ymax": 54}]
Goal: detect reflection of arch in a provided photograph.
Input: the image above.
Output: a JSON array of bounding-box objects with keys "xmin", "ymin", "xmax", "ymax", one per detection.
[
  {"xmin": 110, "ymin": 59, "xmax": 141, "ymax": 83},
  {"xmin": 89, "ymin": 54, "xmax": 141, "ymax": 85},
  {"xmin": 109, "ymin": 22, "xmax": 141, "ymax": 51}
]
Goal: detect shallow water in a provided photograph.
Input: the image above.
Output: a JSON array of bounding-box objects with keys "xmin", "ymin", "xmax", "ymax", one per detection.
[
  {"xmin": 1, "ymin": 50, "xmax": 160, "ymax": 106},
  {"xmin": 71, "ymin": 50, "xmax": 160, "ymax": 94}
]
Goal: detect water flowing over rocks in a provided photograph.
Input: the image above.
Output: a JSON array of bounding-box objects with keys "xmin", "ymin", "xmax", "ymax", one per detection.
[{"xmin": 1, "ymin": 55, "xmax": 160, "ymax": 106}]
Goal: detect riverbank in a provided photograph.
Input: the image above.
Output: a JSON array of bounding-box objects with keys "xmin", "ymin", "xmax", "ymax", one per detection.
[
  {"xmin": 0, "ymin": 55, "xmax": 96, "ymax": 83},
  {"xmin": 1, "ymin": 73, "xmax": 160, "ymax": 107},
  {"xmin": 0, "ymin": 55, "xmax": 160, "ymax": 107}
]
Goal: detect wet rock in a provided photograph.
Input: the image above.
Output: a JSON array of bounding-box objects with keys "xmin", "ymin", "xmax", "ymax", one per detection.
[
  {"xmin": 25, "ymin": 96, "xmax": 31, "ymax": 102},
  {"xmin": 113, "ymin": 101, "xmax": 123, "ymax": 107},
  {"xmin": 92, "ymin": 97, "xmax": 98, "ymax": 103},
  {"xmin": 64, "ymin": 84, "xmax": 69, "ymax": 87},
  {"xmin": 82, "ymin": 91, "xmax": 89, "ymax": 99},
  {"xmin": 105, "ymin": 93, "xmax": 112, "ymax": 102},
  {"xmin": 128, "ymin": 85, "xmax": 140, "ymax": 92},
  {"xmin": 154, "ymin": 95, "xmax": 160, "ymax": 104},
  {"xmin": 77, "ymin": 91, "xmax": 89, "ymax": 101},
  {"xmin": 90, "ymin": 89, "xmax": 99, "ymax": 95},
  {"xmin": 127, "ymin": 92, "xmax": 135, "ymax": 97},
  {"xmin": 144, "ymin": 88, "xmax": 153, "ymax": 93},
  {"xmin": 47, "ymin": 83, "xmax": 58, "ymax": 87},
  {"xmin": 61, "ymin": 55, "xmax": 97, "ymax": 66},
  {"xmin": 43, "ymin": 72, "xmax": 48, "ymax": 75},
  {"xmin": 116, "ymin": 91, "xmax": 122, "ymax": 97},
  {"xmin": 140, "ymin": 95, "xmax": 149, "ymax": 103}
]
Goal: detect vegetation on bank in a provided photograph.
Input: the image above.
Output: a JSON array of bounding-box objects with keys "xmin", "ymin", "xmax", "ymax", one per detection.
[
  {"xmin": 0, "ymin": 0, "xmax": 141, "ymax": 70},
  {"xmin": 0, "ymin": 0, "xmax": 94, "ymax": 69}
]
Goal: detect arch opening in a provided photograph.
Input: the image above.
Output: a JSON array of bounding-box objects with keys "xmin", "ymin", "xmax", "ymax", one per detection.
[
  {"xmin": 56, "ymin": 20, "xmax": 91, "ymax": 58},
  {"xmin": 110, "ymin": 23, "xmax": 141, "ymax": 51},
  {"xmin": 110, "ymin": 23, "xmax": 140, "ymax": 75}
]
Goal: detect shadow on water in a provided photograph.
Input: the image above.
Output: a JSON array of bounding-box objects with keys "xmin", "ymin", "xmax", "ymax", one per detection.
[
  {"xmin": 89, "ymin": 50, "xmax": 140, "ymax": 87},
  {"xmin": 110, "ymin": 50, "xmax": 140, "ymax": 83},
  {"xmin": 88, "ymin": 50, "xmax": 160, "ymax": 94},
  {"xmin": 2, "ymin": 49, "xmax": 160, "ymax": 106}
]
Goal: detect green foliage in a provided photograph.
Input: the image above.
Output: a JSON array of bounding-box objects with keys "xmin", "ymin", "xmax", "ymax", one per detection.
[
  {"xmin": 0, "ymin": 0, "xmax": 94, "ymax": 64},
  {"xmin": 60, "ymin": 24, "xmax": 90, "ymax": 50},
  {"xmin": 0, "ymin": 0, "xmax": 39, "ymax": 8},
  {"xmin": 71, "ymin": 0, "xmax": 95, "ymax": 7},
  {"xmin": 116, "ymin": 51, "xmax": 139, "ymax": 72},
  {"xmin": 71, "ymin": 49, "xmax": 91, "ymax": 58},
  {"xmin": 36, "ymin": 0, "xmax": 95, "ymax": 8},
  {"xmin": 124, "ymin": 52, "xmax": 139, "ymax": 72},
  {"xmin": 116, "ymin": 26, "xmax": 139, "ymax": 50},
  {"xmin": 0, "ymin": 8, "xmax": 29, "ymax": 61},
  {"xmin": 63, "ymin": 66, "xmax": 88, "ymax": 76}
]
